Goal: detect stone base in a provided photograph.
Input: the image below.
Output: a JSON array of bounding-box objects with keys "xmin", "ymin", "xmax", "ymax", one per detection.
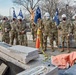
[{"xmin": 17, "ymin": 65, "xmax": 58, "ymax": 75}]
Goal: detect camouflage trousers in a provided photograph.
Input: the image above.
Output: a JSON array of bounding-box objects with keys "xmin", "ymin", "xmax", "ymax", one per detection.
[
  {"xmin": 39, "ymin": 32, "xmax": 43, "ymax": 50},
  {"xmin": 18, "ymin": 34, "xmax": 28, "ymax": 46},
  {"xmin": 2, "ymin": 32, "xmax": 10, "ymax": 44},
  {"xmin": 73, "ymin": 34, "xmax": 76, "ymax": 41},
  {"xmin": 62, "ymin": 34, "xmax": 70, "ymax": 49},
  {"xmin": 43, "ymin": 32, "xmax": 58, "ymax": 51},
  {"xmin": 10, "ymin": 31, "xmax": 18, "ymax": 45},
  {"xmin": 31, "ymin": 29, "xmax": 37, "ymax": 41}
]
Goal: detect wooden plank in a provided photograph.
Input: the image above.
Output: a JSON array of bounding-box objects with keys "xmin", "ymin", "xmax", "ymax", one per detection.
[{"xmin": 0, "ymin": 63, "xmax": 8, "ymax": 75}]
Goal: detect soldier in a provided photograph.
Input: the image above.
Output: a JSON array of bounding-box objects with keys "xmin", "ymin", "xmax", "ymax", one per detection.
[
  {"xmin": 10, "ymin": 18, "xmax": 18, "ymax": 45},
  {"xmin": 1, "ymin": 17, "xmax": 11, "ymax": 44},
  {"xmin": 16, "ymin": 16, "xmax": 28, "ymax": 46},
  {"xmin": 43, "ymin": 12, "xmax": 58, "ymax": 52},
  {"xmin": 30, "ymin": 19, "xmax": 37, "ymax": 42},
  {"xmin": 58, "ymin": 14, "xmax": 72, "ymax": 53}
]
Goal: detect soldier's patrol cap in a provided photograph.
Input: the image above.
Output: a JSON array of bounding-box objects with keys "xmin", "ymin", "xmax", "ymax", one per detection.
[
  {"xmin": 44, "ymin": 12, "xmax": 50, "ymax": 17},
  {"xmin": 17, "ymin": 16, "xmax": 22, "ymax": 20},
  {"xmin": 13, "ymin": 17, "xmax": 16, "ymax": 20},
  {"xmin": 3, "ymin": 18, "xmax": 6, "ymax": 20},
  {"xmin": 3, "ymin": 17, "xmax": 7, "ymax": 20},
  {"xmin": 62, "ymin": 14, "xmax": 66, "ymax": 18}
]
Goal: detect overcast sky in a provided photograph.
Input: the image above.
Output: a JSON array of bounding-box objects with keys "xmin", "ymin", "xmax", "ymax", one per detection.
[
  {"xmin": 0, "ymin": 0, "xmax": 76, "ymax": 16},
  {"xmin": 0, "ymin": 0, "xmax": 23, "ymax": 16}
]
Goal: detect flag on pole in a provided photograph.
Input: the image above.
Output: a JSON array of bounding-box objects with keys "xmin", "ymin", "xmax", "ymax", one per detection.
[
  {"xmin": 34, "ymin": 7, "xmax": 41, "ymax": 24},
  {"xmin": 18, "ymin": 9, "xmax": 23, "ymax": 18},
  {"xmin": 13, "ymin": 9, "xmax": 17, "ymax": 18},
  {"xmin": 53, "ymin": 8, "xmax": 60, "ymax": 26}
]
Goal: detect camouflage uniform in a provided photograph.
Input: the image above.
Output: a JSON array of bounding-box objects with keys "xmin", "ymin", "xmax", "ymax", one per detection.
[
  {"xmin": 58, "ymin": 21, "xmax": 73, "ymax": 52},
  {"xmin": 30, "ymin": 20, "xmax": 37, "ymax": 41},
  {"xmin": 1, "ymin": 20, "xmax": 11, "ymax": 44},
  {"xmin": 16, "ymin": 21, "xmax": 28, "ymax": 46},
  {"xmin": 73, "ymin": 21, "xmax": 76, "ymax": 40},
  {"xmin": 43, "ymin": 19, "xmax": 58, "ymax": 51},
  {"xmin": 10, "ymin": 21, "xmax": 18, "ymax": 45}
]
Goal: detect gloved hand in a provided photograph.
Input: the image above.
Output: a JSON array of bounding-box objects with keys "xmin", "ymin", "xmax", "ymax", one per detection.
[
  {"xmin": 5, "ymin": 28, "xmax": 8, "ymax": 32},
  {"xmin": 21, "ymin": 31, "xmax": 25, "ymax": 34}
]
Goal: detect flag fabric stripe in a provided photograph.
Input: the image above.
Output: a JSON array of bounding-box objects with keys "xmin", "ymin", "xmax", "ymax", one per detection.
[
  {"xmin": 13, "ymin": 9, "xmax": 17, "ymax": 18},
  {"xmin": 53, "ymin": 8, "xmax": 60, "ymax": 26},
  {"xmin": 34, "ymin": 7, "xmax": 41, "ymax": 24},
  {"xmin": 18, "ymin": 9, "xmax": 23, "ymax": 18}
]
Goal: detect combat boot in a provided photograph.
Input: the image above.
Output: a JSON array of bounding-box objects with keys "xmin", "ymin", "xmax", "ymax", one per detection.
[
  {"xmin": 67, "ymin": 42, "xmax": 70, "ymax": 53},
  {"xmin": 67, "ymin": 48, "xmax": 70, "ymax": 53},
  {"xmin": 51, "ymin": 46, "xmax": 54, "ymax": 52},
  {"xmin": 60, "ymin": 47, "xmax": 64, "ymax": 52},
  {"xmin": 61, "ymin": 42, "xmax": 64, "ymax": 52},
  {"xmin": 43, "ymin": 42, "xmax": 47, "ymax": 51},
  {"xmin": 51, "ymin": 48, "xmax": 54, "ymax": 52},
  {"xmin": 43, "ymin": 47, "xmax": 47, "ymax": 51}
]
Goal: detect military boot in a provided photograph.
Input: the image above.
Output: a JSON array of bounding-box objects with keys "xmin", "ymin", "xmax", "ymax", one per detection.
[
  {"xmin": 61, "ymin": 42, "xmax": 64, "ymax": 52},
  {"xmin": 67, "ymin": 48, "xmax": 70, "ymax": 53},
  {"xmin": 43, "ymin": 46, "xmax": 47, "ymax": 51},
  {"xmin": 67, "ymin": 42, "xmax": 70, "ymax": 53},
  {"xmin": 51, "ymin": 48, "xmax": 54, "ymax": 52},
  {"xmin": 51, "ymin": 45, "xmax": 54, "ymax": 52},
  {"xmin": 43, "ymin": 42, "xmax": 47, "ymax": 51}
]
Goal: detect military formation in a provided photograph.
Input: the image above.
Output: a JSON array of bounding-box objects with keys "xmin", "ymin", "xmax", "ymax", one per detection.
[
  {"xmin": 1, "ymin": 12, "xmax": 76, "ymax": 53},
  {"xmin": 31, "ymin": 12, "xmax": 76, "ymax": 53},
  {"xmin": 1, "ymin": 16, "xmax": 28, "ymax": 46}
]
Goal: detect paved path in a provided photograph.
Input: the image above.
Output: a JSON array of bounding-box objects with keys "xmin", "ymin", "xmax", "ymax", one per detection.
[{"xmin": 0, "ymin": 32, "xmax": 76, "ymax": 56}]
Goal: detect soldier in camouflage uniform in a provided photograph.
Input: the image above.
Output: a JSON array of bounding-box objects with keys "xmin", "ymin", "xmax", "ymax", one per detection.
[
  {"xmin": 1, "ymin": 17, "xmax": 11, "ymax": 44},
  {"xmin": 43, "ymin": 12, "xmax": 58, "ymax": 52},
  {"xmin": 58, "ymin": 14, "xmax": 73, "ymax": 53},
  {"xmin": 30, "ymin": 19, "xmax": 37, "ymax": 42},
  {"xmin": 16, "ymin": 16, "xmax": 28, "ymax": 46},
  {"xmin": 10, "ymin": 18, "xmax": 18, "ymax": 45}
]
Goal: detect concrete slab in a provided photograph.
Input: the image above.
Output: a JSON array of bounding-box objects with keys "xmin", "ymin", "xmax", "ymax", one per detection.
[
  {"xmin": 8, "ymin": 45, "xmax": 39, "ymax": 63},
  {"xmin": 0, "ymin": 42, "xmax": 39, "ymax": 64},
  {"xmin": 17, "ymin": 65, "xmax": 58, "ymax": 75}
]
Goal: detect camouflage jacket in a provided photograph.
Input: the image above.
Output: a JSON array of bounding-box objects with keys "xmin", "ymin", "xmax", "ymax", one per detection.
[
  {"xmin": 58, "ymin": 21, "xmax": 73, "ymax": 35},
  {"xmin": 16, "ymin": 22, "xmax": 27, "ymax": 35},
  {"xmin": 43, "ymin": 19, "xmax": 57, "ymax": 33},
  {"xmin": 11, "ymin": 21, "xmax": 17, "ymax": 31},
  {"xmin": 73, "ymin": 21, "xmax": 76, "ymax": 34},
  {"xmin": 1, "ymin": 21, "xmax": 11, "ymax": 33}
]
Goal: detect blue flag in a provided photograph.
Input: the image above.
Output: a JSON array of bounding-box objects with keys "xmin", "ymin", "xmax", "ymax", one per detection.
[
  {"xmin": 53, "ymin": 8, "xmax": 60, "ymax": 26},
  {"xmin": 13, "ymin": 9, "xmax": 17, "ymax": 18},
  {"xmin": 34, "ymin": 7, "xmax": 41, "ymax": 24},
  {"xmin": 18, "ymin": 9, "xmax": 23, "ymax": 18}
]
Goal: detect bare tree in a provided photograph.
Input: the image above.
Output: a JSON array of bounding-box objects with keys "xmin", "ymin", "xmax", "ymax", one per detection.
[
  {"xmin": 39, "ymin": 0, "xmax": 59, "ymax": 18},
  {"xmin": 58, "ymin": 0, "xmax": 74, "ymax": 20},
  {"xmin": 12, "ymin": 0, "xmax": 41, "ymax": 14}
]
